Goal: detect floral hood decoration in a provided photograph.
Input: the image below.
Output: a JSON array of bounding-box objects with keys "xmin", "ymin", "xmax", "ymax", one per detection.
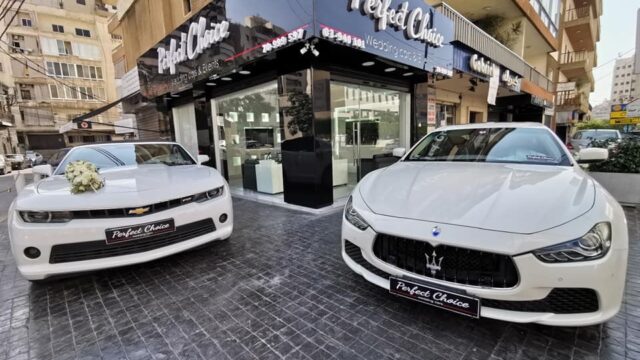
[{"xmin": 64, "ymin": 161, "xmax": 104, "ymax": 194}]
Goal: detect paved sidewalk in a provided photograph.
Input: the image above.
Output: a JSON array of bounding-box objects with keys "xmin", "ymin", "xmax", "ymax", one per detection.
[{"xmin": 0, "ymin": 199, "xmax": 638, "ymax": 359}]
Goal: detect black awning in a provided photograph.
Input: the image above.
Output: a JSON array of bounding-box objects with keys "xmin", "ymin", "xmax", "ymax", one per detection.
[{"xmin": 72, "ymin": 96, "xmax": 127, "ymax": 123}]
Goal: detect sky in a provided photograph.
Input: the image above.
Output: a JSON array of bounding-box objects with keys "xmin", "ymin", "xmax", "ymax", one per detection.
[{"xmin": 589, "ymin": 0, "xmax": 640, "ymax": 106}]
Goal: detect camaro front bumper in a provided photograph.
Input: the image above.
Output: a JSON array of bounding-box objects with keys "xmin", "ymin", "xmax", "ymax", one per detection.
[
  {"xmin": 9, "ymin": 193, "xmax": 233, "ymax": 280},
  {"xmin": 341, "ymin": 213, "xmax": 628, "ymax": 327}
]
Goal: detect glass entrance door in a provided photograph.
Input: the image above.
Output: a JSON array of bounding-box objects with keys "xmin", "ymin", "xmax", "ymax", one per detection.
[{"xmin": 330, "ymin": 82, "xmax": 409, "ymax": 198}]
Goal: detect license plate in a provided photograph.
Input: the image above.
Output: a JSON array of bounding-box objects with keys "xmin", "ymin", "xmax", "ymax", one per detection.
[
  {"xmin": 389, "ymin": 277, "xmax": 480, "ymax": 318},
  {"xmin": 105, "ymin": 219, "xmax": 175, "ymax": 244}
]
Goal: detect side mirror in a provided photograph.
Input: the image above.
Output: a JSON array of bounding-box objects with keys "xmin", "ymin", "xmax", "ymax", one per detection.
[
  {"xmin": 577, "ymin": 148, "xmax": 608, "ymax": 164},
  {"xmin": 32, "ymin": 164, "xmax": 53, "ymax": 177},
  {"xmin": 392, "ymin": 148, "xmax": 406, "ymax": 157},
  {"xmin": 197, "ymin": 154, "xmax": 210, "ymax": 164}
]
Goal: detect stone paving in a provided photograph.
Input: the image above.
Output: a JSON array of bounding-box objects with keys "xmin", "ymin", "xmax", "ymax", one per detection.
[{"xmin": 0, "ymin": 198, "xmax": 638, "ymax": 360}]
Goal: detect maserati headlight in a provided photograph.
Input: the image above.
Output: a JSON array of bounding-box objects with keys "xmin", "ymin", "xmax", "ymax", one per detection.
[
  {"xmin": 345, "ymin": 196, "xmax": 369, "ymax": 231},
  {"xmin": 533, "ymin": 222, "xmax": 612, "ymax": 263},
  {"xmin": 20, "ymin": 211, "xmax": 73, "ymax": 223}
]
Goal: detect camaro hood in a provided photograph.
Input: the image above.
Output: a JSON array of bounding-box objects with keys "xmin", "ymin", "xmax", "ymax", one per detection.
[
  {"xmin": 16, "ymin": 165, "xmax": 226, "ymax": 211},
  {"xmin": 359, "ymin": 162, "xmax": 595, "ymax": 234}
]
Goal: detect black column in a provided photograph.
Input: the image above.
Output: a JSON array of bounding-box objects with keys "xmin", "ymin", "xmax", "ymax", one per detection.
[{"xmin": 280, "ymin": 68, "xmax": 333, "ymax": 209}]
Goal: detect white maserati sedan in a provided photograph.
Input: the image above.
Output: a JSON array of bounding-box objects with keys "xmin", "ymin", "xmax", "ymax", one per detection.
[
  {"xmin": 9, "ymin": 142, "xmax": 233, "ymax": 281},
  {"xmin": 342, "ymin": 122, "xmax": 628, "ymax": 326}
]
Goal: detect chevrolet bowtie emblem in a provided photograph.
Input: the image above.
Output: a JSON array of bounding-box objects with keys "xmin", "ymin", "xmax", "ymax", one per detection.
[{"xmin": 128, "ymin": 207, "xmax": 150, "ymax": 215}]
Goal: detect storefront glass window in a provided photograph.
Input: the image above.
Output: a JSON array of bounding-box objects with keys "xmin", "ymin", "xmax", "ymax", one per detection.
[
  {"xmin": 212, "ymin": 82, "xmax": 283, "ymax": 194},
  {"xmin": 437, "ymin": 104, "xmax": 456, "ymax": 127},
  {"xmin": 330, "ymin": 82, "xmax": 409, "ymax": 199}
]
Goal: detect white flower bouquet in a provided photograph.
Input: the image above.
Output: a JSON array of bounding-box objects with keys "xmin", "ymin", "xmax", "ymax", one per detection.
[{"xmin": 64, "ymin": 160, "xmax": 104, "ymax": 194}]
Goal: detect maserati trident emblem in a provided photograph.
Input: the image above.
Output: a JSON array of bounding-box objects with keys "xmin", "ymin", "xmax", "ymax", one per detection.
[
  {"xmin": 128, "ymin": 207, "xmax": 150, "ymax": 215},
  {"xmin": 432, "ymin": 226, "xmax": 441, "ymax": 237},
  {"xmin": 425, "ymin": 250, "xmax": 444, "ymax": 276}
]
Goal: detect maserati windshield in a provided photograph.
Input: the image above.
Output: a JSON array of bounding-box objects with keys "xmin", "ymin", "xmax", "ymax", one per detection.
[
  {"xmin": 54, "ymin": 143, "xmax": 195, "ymax": 174},
  {"xmin": 406, "ymin": 128, "xmax": 571, "ymax": 166}
]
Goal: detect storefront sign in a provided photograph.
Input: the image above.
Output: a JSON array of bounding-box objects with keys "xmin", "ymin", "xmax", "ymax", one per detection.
[
  {"xmin": 263, "ymin": 27, "xmax": 307, "ymax": 53},
  {"xmin": 610, "ymin": 117, "xmax": 640, "ymax": 125},
  {"xmin": 427, "ymin": 87, "xmax": 437, "ymax": 125},
  {"xmin": 487, "ymin": 69, "xmax": 499, "ymax": 105},
  {"xmin": 320, "ymin": 25, "xmax": 365, "ymax": 49},
  {"xmin": 610, "ymin": 111, "xmax": 627, "ymax": 119},
  {"xmin": 469, "ymin": 54, "xmax": 496, "ymax": 77},
  {"xmin": 626, "ymin": 102, "xmax": 640, "ymax": 117},
  {"xmin": 501, "ymin": 69, "xmax": 521, "ymax": 90},
  {"xmin": 348, "ymin": 0, "xmax": 445, "ymax": 47},
  {"xmin": 433, "ymin": 66, "xmax": 452, "ymax": 77},
  {"xmin": 556, "ymin": 82, "xmax": 576, "ymax": 92},
  {"xmin": 157, "ymin": 18, "xmax": 230, "ymax": 74},
  {"xmin": 121, "ymin": 66, "xmax": 141, "ymax": 97}
]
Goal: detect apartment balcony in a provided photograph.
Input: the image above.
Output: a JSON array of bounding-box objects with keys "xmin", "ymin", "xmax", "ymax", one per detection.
[
  {"xmin": 564, "ymin": 6, "xmax": 598, "ymax": 51},
  {"xmin": 555, "ymin": 91, "xmax": 589, "ymax": 114},
  {"xmin": 558, "ymin": 51, "xmax": 594, "ymax": 81},
  {"xmin": 435, "ymin": 3, "xmax": 553, "ymax": 93}
]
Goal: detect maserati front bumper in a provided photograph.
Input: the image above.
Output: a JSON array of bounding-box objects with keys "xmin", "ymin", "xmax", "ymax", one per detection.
[{"xmin": 341, "ymin": 213, "xmax": 628, "ymax": 327}]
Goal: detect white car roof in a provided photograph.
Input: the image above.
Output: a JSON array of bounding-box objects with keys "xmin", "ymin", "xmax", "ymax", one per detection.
[
  {"xmin": 437, "ymin": 122, "xmax": 547, "ymax": 131},
  {"xmin": 70, "ymin": 141, "xmax": 179, "ymax": 150}
]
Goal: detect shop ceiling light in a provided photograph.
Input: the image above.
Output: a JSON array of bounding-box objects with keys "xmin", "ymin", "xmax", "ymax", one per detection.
[
  {"xmin": 221, "ymin": 77, "xmax": 232, "ymax": 81},
  {"xmin": 362, "ymin": 61, "xmax": 375, "ymax": 66},
  {"xmin": 384, "ymin": 67, "xmax": 396, "ymax": 72},
  {"xmin": 403, "ymin": 72, "xmax": 414, "ymax": 77},
  {"xmin": 238, "ymin": 70, "xmax": 251, "ymax": 75},
  {"xmin": 206, "ymin": 82, "xmax": 216, "ymax": 86}
]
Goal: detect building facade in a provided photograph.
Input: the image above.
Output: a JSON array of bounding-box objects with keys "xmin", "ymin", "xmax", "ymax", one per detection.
[
  {"xmin": 610, "ymin": 56, "xmax": 640, "ymax": 104},
  {"xmin": 106, "ymin": 0, "xmax": 599, "ymax": 209},
  {"xmin": 0, "ymin": 0, "xmax": 121, "ymax": 156},
  {"xmin": 553, "ymin": 0, "xmax": 602, "ymax": 141}
]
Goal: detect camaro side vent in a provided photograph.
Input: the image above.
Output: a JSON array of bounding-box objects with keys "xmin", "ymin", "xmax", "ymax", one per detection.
[
  {"xmin": 49, "ymin": 219, "xmax": 216, "ymax": 264},
  {"xmin": 373, "ymin": 234, "xmax": 519, "ymax": 288}
]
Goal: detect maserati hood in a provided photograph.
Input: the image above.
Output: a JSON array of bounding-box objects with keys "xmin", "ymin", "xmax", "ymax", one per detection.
[
  {"xmin": 359, "ymin": 162, "xmax": 595, "ymax": 234},
  {"xmin": 16, "ymin": 165, "xmax": 225, "ymax": 211}
]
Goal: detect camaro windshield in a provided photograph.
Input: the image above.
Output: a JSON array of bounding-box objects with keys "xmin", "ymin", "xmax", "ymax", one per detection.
[
  {"xmin": 54, "ymin": 143, "xmax": 195, "ymax": 174},
  {"xmin": 406, "ymin": 128, "xmax": 572, "ymax": 166}
]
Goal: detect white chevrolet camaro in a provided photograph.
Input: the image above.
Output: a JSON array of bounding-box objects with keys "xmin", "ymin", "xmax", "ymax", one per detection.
[
  {"xmin": 342, "ymin": 122, "xmax": 628, "ymax": 326},
  {"xmin": 9, "ymin": 142, "xmax": 233, "ymax": 281}
]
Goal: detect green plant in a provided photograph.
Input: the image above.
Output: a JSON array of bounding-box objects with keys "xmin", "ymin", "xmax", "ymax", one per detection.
[
  {"xmin": 284, "ymin": 90, "xmax": 313, "ymax": 136},
  {"xmin": 576, "ymin": 119, "xmax": 612, "ymax": 130},
  {"xmin": 588, "ymin": 139, "xmax": 640, "ymax": 173},
  {"xmin": 473, "ymin": 15, "xmax": 522, "ymax": 47}
]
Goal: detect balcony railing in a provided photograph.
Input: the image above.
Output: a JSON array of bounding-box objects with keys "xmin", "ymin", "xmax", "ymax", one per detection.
[
  {"xmin": 559, "ymin": 51, "xmax": 593, "ymax": 66},
  {"xmin": 436, "ymin": 2, "xmax": 553, "ymax": 92},
  {"xmin": 555, "ymin": 91, "xmax": 589, "ymax": 112},
  {"xmin": 564, "ymin": 6, "xmax": 592, "ymax": 22}
]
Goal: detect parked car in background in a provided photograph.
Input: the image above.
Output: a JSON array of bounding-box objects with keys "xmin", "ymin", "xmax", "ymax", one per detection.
[
  {"xmin": 45, "ymin": 148, "xmax": 70, "ymax": 168},
  {"xmin": 342, "ymin": 122, "xmax": 627, "ymax": 326},
  {"xmin": 0, "ymin": 155, "xmax": 11, "ymax": 175},
  {"xmin": 9, "ymin": 142, "xmax": 233, "ymax": 281},
  {"xmin": 5, "ymin": 154, "xmax": 25, "ymax": 170},
  {"xmin": 25, "ymin": 151, "xmax": 43, "ymax": 167},
  {"xmin": 568, "ymin": 129, "xmax": 622, "ymax": 153}
]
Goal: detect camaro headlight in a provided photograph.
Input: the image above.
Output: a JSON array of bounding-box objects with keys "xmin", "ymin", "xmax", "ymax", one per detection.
[
  {"xmin": 345, "ymin": 196, "xmax": 369, "ymax": 231},
  {"xmin": 194, "ymin": 186, "xmax": 224, "ymax": 203},
  {"xmin": 20, "ymin": 211, "xmax": 73, "ymax": 223},
  {"xmin": 533, "ymin": 222, "xmax": 612, "ymax": 262}
]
